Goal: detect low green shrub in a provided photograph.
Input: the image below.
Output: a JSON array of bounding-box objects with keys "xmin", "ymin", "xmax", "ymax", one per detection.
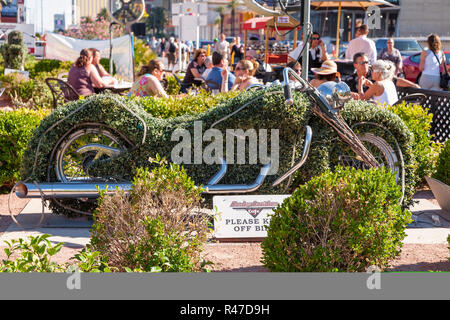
[
  {"xmin": 0, "ymin": 71, "xmax": 56, "ymax": 110},
  {"xmin": 100, "ymin": 58, "xmax": 116, "ymax": 75},
  {"xmin": 90, "ymin": 157, "xmax": 211, "ymax": 272},
  {"xmin": 386, "ymin": 102, "xmax": 441, "ymax": 184},
  {"xmin": 0, "ymin": 108, "xmax": 49, "ymax": 189},
  {"xmin": 30, "ymin": 59, "xmax": 61, "ymax": 76},
  {"xmin": 130, "ymin": 90, "xmax": 239, "ymax": 118},
  {"xmin": 262, "ymin": 166, "xmax": 411, "ymax": 272},
  {"xmin": 0, "ymin": 234, "xmax": 115, "ymax": 273},
  {"xmin": 164, "ymin": 74, "xmax": 181, "ymax": 95},
  {"xmin": 433, "ymin": 139, "xmax": 449, "ymax": 185},
  {"xmin": 0, "ymin": 234, "xmax": 66, "ymax": 272},
  {"xmin": 0, "ymin": 73, "xmax": 35, "ymax": 102}
]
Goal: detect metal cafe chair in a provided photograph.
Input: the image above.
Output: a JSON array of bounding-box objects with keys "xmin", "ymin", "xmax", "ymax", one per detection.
[{"xmin": 45, "ymin": 78, "xmax": 80, "ymax": 109}]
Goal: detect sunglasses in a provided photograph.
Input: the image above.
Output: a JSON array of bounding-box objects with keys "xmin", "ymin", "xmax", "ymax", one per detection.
[
  {"xmin": 312, "ymin": 37, "xmax": 320, "ymax": 40},
  {"xmin": 357, "ymin": 61, "xmax": 370, "ymax": 65}
]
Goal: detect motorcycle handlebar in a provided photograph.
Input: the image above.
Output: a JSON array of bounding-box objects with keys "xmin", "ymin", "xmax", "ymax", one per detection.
[{"xmin": 282, "ymin": 67, "xmax": 310, "ymax": 105}]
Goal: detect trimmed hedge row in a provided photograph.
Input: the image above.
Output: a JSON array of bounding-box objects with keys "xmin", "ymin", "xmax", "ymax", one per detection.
[
  {"xmin": 0, "ymin": 108, "xmax": 50, "ymax": 188},
  {"xmin": 387, "ymin": 102, "xmax": 442, "ymax": 185}
]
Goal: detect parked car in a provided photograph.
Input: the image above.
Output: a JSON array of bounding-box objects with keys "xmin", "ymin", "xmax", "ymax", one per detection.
[
  {"xmin": 375, "ymin": 38, "xmax": 423, "ymax": 58},
  {"xmin": 194, "ymin": 39, "xmax": 214, "ymax": 50},
  {"xmin": 33, "ymin": 41, "xmax": 45, "ymax": 58},
  {"xmin": 226, "ymin": 37, "xmax": 235, "ymax": 44},
  {"xmin": 403, "ymin": 51, "xmax": 450, "ymax": 83}
]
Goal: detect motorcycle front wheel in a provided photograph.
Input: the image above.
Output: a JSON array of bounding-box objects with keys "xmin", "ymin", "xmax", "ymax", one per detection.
[{"xmin": 329, "ymin": 122, "xmax": 405, "ymax": 199}]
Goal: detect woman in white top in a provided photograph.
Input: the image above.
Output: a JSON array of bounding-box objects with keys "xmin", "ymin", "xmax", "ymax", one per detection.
[
  {"xmin": 222, "ymin": 59, "xmax": 260, "ymax": 92},
  {"xmin": 419, "ymin": 34, "xmax": 446, "ymax": 91},
  {"xmin": 357, "ymin": 60, "xmax": 398, "ymax": 106}
]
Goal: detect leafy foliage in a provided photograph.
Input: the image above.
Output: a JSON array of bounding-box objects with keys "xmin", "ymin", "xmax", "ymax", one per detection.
[
  {"xmin": 0, "ymin": 234, "xmax": 116, "ymax": 273},
  {"xmin": 262, "ymin": 166, "xmax": 411, "ymax": 272},
  {"xmin": 134, "ymin": 38, "xmax": 157, "ymax": 74},
  {"xmin": 90, "ymin": 156, "xmax": 211, "ymax": 272},
  {"xmin": 63, "ymin": 16, "xmax": 124, "ymax": 40},
  {"xmin": 0, "ymin": 30, "xmax": 28, "ymax": 70},
  {"xmin": 387, "ymin": 102, "xmax": 441, "ymax": 184},
  {"xmin": 0, "ymin": 234, "xmax": 66, "ymax": 272},
  {"xmin": 0, "ymin": 108, "xmax": 49, "ymax": 188},
  {"xmin": 131, "ymin": 90, "xmax": 239, "ymax": 118},
  {"xmin": 433, "ymin": 139, "xmax": 450, "ymax": 185}
]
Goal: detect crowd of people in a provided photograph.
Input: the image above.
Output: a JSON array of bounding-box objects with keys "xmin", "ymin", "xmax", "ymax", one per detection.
[
  {"xmin": 287, "ymin": 25, "xmax": 447, "ymax": 105},
  {"xmin": 67, "ymin": 28, "xmax": 447, "ymax": 107}
]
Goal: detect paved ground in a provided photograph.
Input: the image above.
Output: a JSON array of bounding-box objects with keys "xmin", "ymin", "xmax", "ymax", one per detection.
[
  {"xmin": 0, "ymin": 190, "xmax": 449, "ymax": 272},
  {"xmin": 2, "ymin": 191, "xmax": 449, "ymax": 247}
]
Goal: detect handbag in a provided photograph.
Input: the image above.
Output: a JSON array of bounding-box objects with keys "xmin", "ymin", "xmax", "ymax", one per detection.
[{"xmin": 432, "ymin": 51, "xmax": 450, "ymax": 90}]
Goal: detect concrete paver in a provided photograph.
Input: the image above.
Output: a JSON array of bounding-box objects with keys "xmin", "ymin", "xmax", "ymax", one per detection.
[{"xmin": 0, "ymin": 192, "xmax": 449, "ymax": 247}]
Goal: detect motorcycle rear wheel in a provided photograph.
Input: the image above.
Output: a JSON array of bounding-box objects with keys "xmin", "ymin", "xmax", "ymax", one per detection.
[{"xmin": 47, "ymin": 123, "xmax": 134, "ymax": 216}]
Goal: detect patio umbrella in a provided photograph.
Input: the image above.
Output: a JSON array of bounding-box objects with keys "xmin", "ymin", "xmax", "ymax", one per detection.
[{"xmin": 310, "ymin": 0, "xmax": 396, "ymax": 58}]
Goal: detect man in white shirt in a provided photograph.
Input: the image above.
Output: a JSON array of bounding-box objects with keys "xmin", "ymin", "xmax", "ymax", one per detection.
[
  {"xmin": 345, "ymin": 24, "xmax": 377, "ymax": 64},
  {"xmin": 288, "ymin": 33, "xmax": 305, "ymax": 61},
  {"xmin": 217, "ymin": 33, "xmax": 231, "ymax": 61}
]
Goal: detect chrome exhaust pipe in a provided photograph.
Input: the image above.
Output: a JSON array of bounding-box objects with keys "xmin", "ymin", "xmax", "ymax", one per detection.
[
  {"xmin": 15, "ymin": 182, "xmax": 132, "ymax": 199},
  {"xmin": 16, "ymin": 161, "xmax": 273, "ymax": 199}
]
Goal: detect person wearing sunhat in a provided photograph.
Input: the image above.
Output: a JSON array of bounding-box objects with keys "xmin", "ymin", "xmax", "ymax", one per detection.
[{"xmin": 310, "ymin": 60, "xmax": 341, "ymax": 88}]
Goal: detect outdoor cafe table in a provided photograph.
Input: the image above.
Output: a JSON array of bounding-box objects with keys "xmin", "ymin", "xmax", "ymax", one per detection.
[{"xmin": 95, "ymin": 81, "xmax": 133, "ymax": 95}]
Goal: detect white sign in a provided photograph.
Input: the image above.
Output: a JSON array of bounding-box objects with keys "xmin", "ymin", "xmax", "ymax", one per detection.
[
  {"xmin": 4, "ymin": 68, "xmax": 30, "ymax": 78},
  {"xmin": 213, "ymin": 195, "xmax": 290, "ymax": 239},
  {"xmin": 277, "ymin": 16, "xmax": 290, "ymax": 24},
  {"xmin": 171, "ymin": 3, "xmax": 181, "ymax": 15},
  {"xmin": 180, "ymin": 15, "xmax": 199, "ymax": 42},
  {"xmin": 182, "ymin": 2, "xmax": 198, "ymax": 15}
]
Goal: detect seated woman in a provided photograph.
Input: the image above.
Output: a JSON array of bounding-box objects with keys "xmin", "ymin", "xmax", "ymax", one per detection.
[
  {"xmin": 357, "ymin": 60, "xmax": 398, "ymax": 106},
  {"xmin": 67, "ymin": 49, "xmax": 112, "ymax": 97},
  {"xmin": 128, "ymin": 59, "xmax": 168, "ymax": 98},
  {"xmin": 223, "ymin": 59, "xmax": 260, "ymax": 92},
  {"xmin": 310, "ymin": 60, "xmax": 341, "ymax": 88},
  {"xmin": 181, "ymin": 49, "xmax": 207, "ymax": 93},
  {"xmin": 287, "ymin": 61, "xmax": 302, "ymax": 81},
  {"xmin": 88, "ymin": 48, "xmax": 111, "ymax": 78}
]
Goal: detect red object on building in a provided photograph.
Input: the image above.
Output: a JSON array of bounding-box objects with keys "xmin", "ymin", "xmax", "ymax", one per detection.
[
  {"xmin": 1, "ymin": 17, "xmax": 17, "ymax": 23},
  {"xmin": 242, "ymin": 17, "xmax": 273, "ymax": 31},
  {"xmin": 267, "ymin": 54, "xmax": 288, "ymax": 64}
]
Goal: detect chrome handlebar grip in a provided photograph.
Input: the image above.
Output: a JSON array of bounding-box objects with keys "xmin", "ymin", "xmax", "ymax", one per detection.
[{"xmin": 282, "ymin": 67, "xmax": 310, "ymax": 105}]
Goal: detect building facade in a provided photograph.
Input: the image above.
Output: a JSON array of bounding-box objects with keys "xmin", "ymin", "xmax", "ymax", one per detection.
[
  {"xmin": 74, "ymin": 0, "xmax": 108, "ymax": 24},
  {"xmin": 397, "ymin": 0, "xmax": 450, "ymax": 37}
]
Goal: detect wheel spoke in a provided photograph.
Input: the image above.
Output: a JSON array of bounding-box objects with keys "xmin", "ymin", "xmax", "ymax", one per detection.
[{"xmin": 55, "ymin": 128, "xmax": 126, "ymax": 183}]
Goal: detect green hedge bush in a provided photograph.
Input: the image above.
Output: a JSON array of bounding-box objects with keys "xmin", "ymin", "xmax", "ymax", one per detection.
[
  {"xmin": 387, "ymin": 102, "xmax": 441, "ymax": 184},
  {"xmin": 131, "ymin": 90, "xmax": 239, "ymax": 118},
  {"xmin": 262, "ymin": 166, "xmax": 411, "ymax": 272},
  {"xmin": 433, "ymin": 139, "xmax": 449, "ymax": 185},
  {"xmin": 0, "ymin": 108, "xmax": 49, "ymax": 189},
  {"xmin": 90, "ymin": 158, "xmax": 211, "ymax": 272}
]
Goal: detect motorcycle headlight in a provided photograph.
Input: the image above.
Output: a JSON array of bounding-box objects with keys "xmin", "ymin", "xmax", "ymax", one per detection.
[{"xmin": 317, "ymin": 81, "xmax": 352, "ymax": 110}]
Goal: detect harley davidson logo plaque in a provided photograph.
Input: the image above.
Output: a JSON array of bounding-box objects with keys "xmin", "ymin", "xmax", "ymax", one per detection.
[{"xmin": 213, "ymin": 195, "xmax": 290, "ymax": 239}]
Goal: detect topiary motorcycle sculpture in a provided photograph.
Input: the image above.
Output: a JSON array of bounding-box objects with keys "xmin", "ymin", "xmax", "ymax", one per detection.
[{"xmin": 16, "ymin": 68, "xmax": 416, "ymax": 217}]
